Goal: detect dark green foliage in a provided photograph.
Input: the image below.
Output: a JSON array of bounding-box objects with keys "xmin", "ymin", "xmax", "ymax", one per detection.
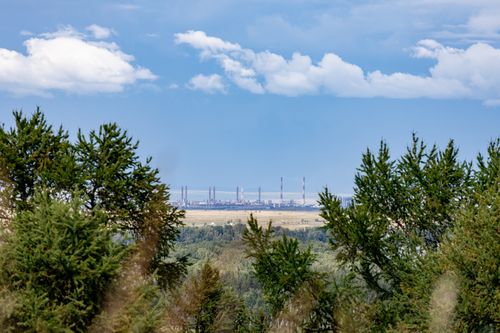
[
  {"xmin": 0, "ymin": 192, "xmax": 124, "ymax": 332},
  {"xmin": 193, "ymin": 263, "xmax": 224, "ymax": 332},
  {"xmin": 0, "ymin": 108, "xmax": 76, "ymax": 210},
  {"xmin": 320, "ymin": 135, "xmax": 500, "ymax": 331},
  {"xmin": 243, "ymin": 215, "xmax": 318, "ymax": 315},
  {"xmin": 75, "ymin": 123, "xmax": 167, "ymax": 233},
  {"xmin": 0, "ymin": 108, "xmax": 188, "ymax": 332},
  {"xmin": 0, "ymin": 109, "xmax": 186, "ymax": 292},
  {"xmin": 320, "ymin": 135, "xmax": 471, "ymax": 297},
  {"xmin": 438, "ymin": 141, "xmax": 500, "ymax": 332},
  {"xmin": 75, "ymin": 122, "xmax": 187, "ymax": 288},
  {"xmin": 443, "ymin": 182, "xmax": 500, "ymax": 332},
  {"xmin": 475, "ymin": 138, "xmax": 500, "ymax": 191}
]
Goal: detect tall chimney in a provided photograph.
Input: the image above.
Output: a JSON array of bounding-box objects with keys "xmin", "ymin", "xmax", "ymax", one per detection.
[
  {"xmin": 258, "ymin": 186, "xmax": 261, "ymax": 204},
  {"xmin": 302, "ymin": 177, "xmax": 306, "ymax": 206},
  {"xmin": 280, "ymin": 177, "xmax": 283, "ymax": 204},
  {"xmin": 185, "ymin": 186, "xmax": 188, "ymax": 206}
]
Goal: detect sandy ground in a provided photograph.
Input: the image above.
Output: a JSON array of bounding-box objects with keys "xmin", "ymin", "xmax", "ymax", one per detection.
[{"xmin": 183, "ymin": 209, "xmax": 325, "ymax": 229}]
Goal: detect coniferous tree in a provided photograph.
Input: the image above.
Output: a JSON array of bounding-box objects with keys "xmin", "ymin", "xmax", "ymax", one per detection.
[
  {"xmin": 0, "ymin": 108, "xmax": 76, "ymax": 210},
  {"xmin": 242, "ymin": 214, "xmax": 342, "ymax": 333},
  {"xmin": 0, "ymin": 192, "xmax": 125, "ymax": 332},
  {"xmin": 442, "ymin": 182, "xmax": 500, "ymax": 332},
  {"xmin": 0, "ymin": 109, "xmax": 186, "ymax": 290},
  {"xmin": 475, "ymin": 138, "xmax": 500, "ymax": 191},
  {"xmin": 75, "ymin": 123, "xmax": 186, "ymax": 284},
  {"xmin": 441, "ymin": 142, "xmax": 500, "ymax": 332},
  {"xmin": 243, "ymin": 215, "xmax": 318, "ymax": 316},
  {"xmin": 162, "ymin": 262, "xmax": 249, "ymax": 333},
  {"xmin": 319, "ymin": 135, "xmax": 471, "ymax": 297}
]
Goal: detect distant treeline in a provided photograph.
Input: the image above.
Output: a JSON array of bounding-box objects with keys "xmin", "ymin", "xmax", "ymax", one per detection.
[{"xmin": 177, "ymin": 224, "xmax": 329, "ymax": 244}]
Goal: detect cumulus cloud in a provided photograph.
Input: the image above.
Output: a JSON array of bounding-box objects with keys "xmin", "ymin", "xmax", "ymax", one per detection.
[
  {"xmin": 175, "ymin": 30, "xmax": 500, "ymax": 102},
  {"xmin": 0, "ymin": 26, "xmax": 156, "ymax": 96},
  {"xmin": 188, "ymin": 74, "xmax": 226, "ymax": 94},
  {"xmin": 86, "ymin": 24, "xmax": 114, "ymax": 39}
]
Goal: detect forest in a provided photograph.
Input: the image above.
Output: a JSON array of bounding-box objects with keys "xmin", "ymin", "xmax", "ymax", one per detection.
[{"xmin": 0, "ymin": 108, "xmax": 498, "ymax": 332}]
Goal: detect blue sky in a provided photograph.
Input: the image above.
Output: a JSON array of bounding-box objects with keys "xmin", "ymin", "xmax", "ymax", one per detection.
[{"xmin": 0, "ymin": 0, "xmax": 499, "ymax": 199}]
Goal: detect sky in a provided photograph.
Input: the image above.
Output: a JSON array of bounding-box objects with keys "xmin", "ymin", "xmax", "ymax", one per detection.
[{"xmin": 0, "ymin": 0, "xmax": 499, "ymax": 201}]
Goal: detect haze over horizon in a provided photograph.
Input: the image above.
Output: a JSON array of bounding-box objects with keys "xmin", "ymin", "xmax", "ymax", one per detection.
[{"xmin": 1, "ymin": 1, "xmax": 499, "ymax": 194}]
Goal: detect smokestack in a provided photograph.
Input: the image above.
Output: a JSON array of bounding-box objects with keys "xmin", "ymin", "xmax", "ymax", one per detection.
[
  {"xmin": 302, "ymin": 177, "xmax": 306, "ymax": 206},
  {"xmin": 181, "ymin": 186, "xmax": 184, "ymax": 206},
  {"xmin": 213, "ymin": 186, "xmax": 216, "ymax": 203},
  {"xmin": 208, "ymin": 186, "xmax": 212, "ymax": 204},
  {"xmin": 258, "ymin": 186, "xmax": 261, "ymax": 204},
  {"xmin": 185, "ymin": 186, "xmax": 188, "ymax": 206},
  {"xmin": 280, "ymin": 177, "xmax": 283, "ymax": 204},
  {"xmin": 236, "ymin": 186, "xmax": 240, "ymax": 203}
]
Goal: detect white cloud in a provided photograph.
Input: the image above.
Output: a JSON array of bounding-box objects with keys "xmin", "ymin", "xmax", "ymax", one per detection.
[
  {"xmin": 86, "ymin": 24, "xmax": 114, "ymax": 39},
  {"xmin": 0, "ymin": 27, "xmax": 156, "ymax": 96},
  {"xmin": 40, "ymin": 25, "xmax": 84, "ymax": 39},
  {"xmin": 176, "ymin": 30, "xmax": 500, "ymax": 102},
  {"xmin": 188, "ymin": 74, "xmax": 226, "ymax": 94},
  {"xmin": 467, "ymin": 11, "xmax": 500, "ymax": 35},
  {"xmin": 175, "ymin": 30, "xmax": 240, "ymax": 55},
  {"xmin": 19, "ymin": 30, "xmax": 33, "ymax": 36}
]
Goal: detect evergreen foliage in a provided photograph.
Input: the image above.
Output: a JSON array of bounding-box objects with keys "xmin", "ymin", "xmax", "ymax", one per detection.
[
  {"xmin": 242, "ymin": 215, "xmax": 342, "ymax": 332},
  {"xmin": 243, "ymin": 215, "xmax": 318, "ymax": 315},
  {"xmin": 0, "ymin": 108, "xmax": 75, "ymax": 210},
  {"xmin": 319, "ymin": 135, "xmax": 471, "ymax": 297},
  {"xmin": 443, "ymin": 180, "xmax": 500, "ymax": 332},
  {"xmin": 0, "ymin": 192, "xmax": 125, "ymax": 332},
  {"xmin": 163, "ymin": 262, "xmax": 249, "ymax": 333},
  {"xmin": 0, "ymin": 109, "xmax": 186, "ymax": 331},
  {"xmin": 75, "ymin": 123, "xmax": 171, "ymax": 234}
]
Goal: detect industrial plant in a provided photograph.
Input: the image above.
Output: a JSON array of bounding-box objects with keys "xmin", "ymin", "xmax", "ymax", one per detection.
[{"xmin": 175, "ymin": 177, "xmax": 353, "ymax": 210}]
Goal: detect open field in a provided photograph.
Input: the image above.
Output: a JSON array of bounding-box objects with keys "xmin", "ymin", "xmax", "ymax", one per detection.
[{"xmin": 183, "ymin": 209, "xmax": 325, "ymax": 229}]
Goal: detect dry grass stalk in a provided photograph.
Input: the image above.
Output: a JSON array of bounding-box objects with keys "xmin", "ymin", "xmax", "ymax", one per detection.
[
  {"xmin": 89, "ymin": 212, "xmax": 161, "ymax": 332},
  {"xmin": 428, "ymin": 271, "xmax": 458, "ymax": 333},
  {"xmin": 269, "ymin": 287, "xmax": 316, "ymax": 333}
]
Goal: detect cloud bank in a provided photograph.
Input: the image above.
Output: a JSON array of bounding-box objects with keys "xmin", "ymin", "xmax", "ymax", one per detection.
[
  {"xmin": 0, "ymin": 26, "xmax": 156, "ymax": 96},
  {"xmin": 188, "ymin": 74, "xmax": 226, "ymax": 94},
  {"xmin": 85, "ymin": 24, "xmax": 114, "ymax": 39},
  {"xmin": 175, "ymin": 30, "xmax": 500, "ymax": 104}
]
